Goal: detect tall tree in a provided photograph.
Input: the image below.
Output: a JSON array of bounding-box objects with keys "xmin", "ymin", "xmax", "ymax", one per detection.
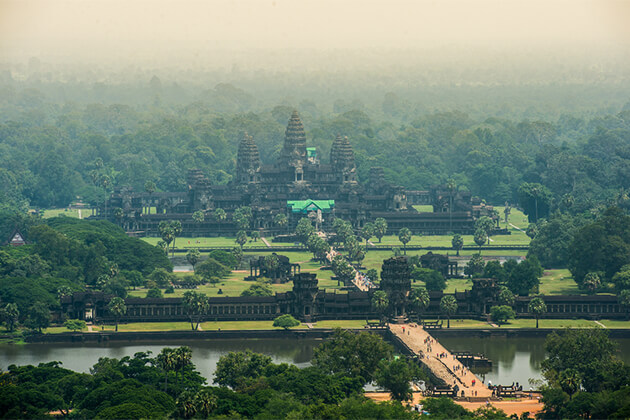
[
  {"xmin": 371, "ymin": 290, "xmax": 389, "ymax": 324},
  {"xmin": 446, "ymin": 178, "xmax": 456, "ymax": 232},
  {"xmin": 474, "ymin": 229, "xmax": 486, "ymax": 253},
  {"xmin": 158, "ymin": 221, "xmax": 174, "ymax": 254},
  {"xmin": 144, "ymin": 180, "xmax": 156, "ymax": 214},
  {"xmin": 451, "ymin": 234, "xmax": 463, "ymax": 256},
  {"xmin": 157, "ymin": 347, "xmax": 176, "ymax": 393},
  {"xmin": 186, "ymin": 249, "xmax": 201, "ymax": 272},
  {"xmin": 235, "ymin": 230, "xmax": 247, "ymax": 249},
  {"xmin": 518, "ymin": 182, "xmax": 552, "ymax": 223},
  {"xmin": 373, "ymin": 217, "xmax": 388, "ymax": 243},
  {"xmin": 374, "ymin": 358, "xmax": 423, "ymax": 402},
  {"xmin": 107, "ymin": 297, "xmax": 127, "ymax": 332},
  {"xmin": 182, "ymin": 291, "xmax": 208, "ymax": 331},
  {"xmin": 170, "ymin": 221, "xmax": 182, "ymax": 256},
  {"xmin": 398, "ymin": 227, "xmax": 412, "ymax": 255},
  {"xmin": 409, "ymin": 287, "xmax": 430, "ymax": 321},
  {"xmin": 213, "ymin": 208, "xmax": 226, "ymax": 234},
  {"xmin": 1, "ymin": 303, "xmax": 19, "ymax": 332},
  {"xmin": 439, "ymin": 295, "xmax": 458, "ymax": 328},
  {"xmin": 476, "ymin": 216, "xmax": 495, "ymax": 243},
  {"xmin": 191, "ymin": 210, "xmax": 204, "ymax": 224},
  {"xmin": 233, "ymin": 206, "xmax": 252, "ymax": 231},
  {"xmin": 273, "ymin": 213, "xmax": 288, "ymax": 235},
  {"xmin": 360, "ymin": 223, "xmax": 374, "ymax": 252},
  {"xmin": 528, "ymin": 297, "xmax": 547, "ymax": 328}
]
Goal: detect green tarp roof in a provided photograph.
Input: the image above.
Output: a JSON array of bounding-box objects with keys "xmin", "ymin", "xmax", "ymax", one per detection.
[{"xmin": 287, "ymin": 199, "xmax": 335, "ymax": 213}]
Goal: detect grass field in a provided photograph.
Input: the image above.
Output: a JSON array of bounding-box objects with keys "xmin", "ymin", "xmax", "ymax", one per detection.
[
  {"xmin": 42, "ymin": 208, "xmax": 84, "ymax": 219},
  {"xmin": 40, "ymin": 317, "xmax": 630, "ymax": 334},
  {"xmin": 421, "ymin": 319, "xmax": 491, "ymax": 328},
  {"xmin": 495, "ymin": 206, "xmax": 530, "ymax": 230},
  {"xmin": 598, "ymin": 319, "xmax": 630, "ymax": 328},
  {"xmin": 499, "ymin": 319, "xmax": 598, "ymax": 328},
  {"xmin": 142, "ymin": 236, "xmax": 268, "ymax": 249},
  {"xmin": 539, "ymin": 269, "xmax": 581, "ymax": 295}
]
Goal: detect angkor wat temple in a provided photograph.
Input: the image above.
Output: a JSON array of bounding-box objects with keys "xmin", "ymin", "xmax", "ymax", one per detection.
[
  {"xmin": 61, "ymin": 257, "xmax": 628, "ymax": 325},
  {"xmin": 101, "ymin": 111, "xmax": 495, "ymax": 236}
]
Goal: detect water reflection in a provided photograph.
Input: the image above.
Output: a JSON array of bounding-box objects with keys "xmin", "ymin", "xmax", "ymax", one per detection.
[
  {"xmin": 1, "ymin": 336, "xmax": 628, "ymax": 385},
  {"xmin": 0, "ymin": 338, "xmax": 320, "ymax": 381}
]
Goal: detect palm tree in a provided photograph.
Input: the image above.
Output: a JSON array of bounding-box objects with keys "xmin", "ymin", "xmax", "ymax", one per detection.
[
  {"xmin": 159, "ymin": 221, "xmax": 174, "ymax": 253},
  {"xmin": 273, "ymin": 213, "xmax": 288, "ymax": 235},
  {"xmin": 474, "ymin": 228, "xmax": 486, "ymax": 254},
  {"xmin": 528, "ymin": 297, "xmax": 547, "ymax": 328},
  {"xmin": 182, "ymin": 291, "xmax": 209, "ymax": 331},
  {"xmin": 409, "ymin": 288, "xmax": 430, "ymax": 323},
  {"xmin": 192, "ymin": 210, "xmax": 204, "ymax": 224},
  {"xmin": 214, "ymin": 208, "xmax": 226, "ymax": 234},
  {"xmin": 361, "ymin": 223, "xmax": 374, "ymax": 253},
  {"xmin": 374, "ymin": 217, "xmax": 388, "ymax": 243},
  {"xmin": 144, "ymin": 180, "xmax": 156, "ymax": 214},
  {"xmin": 236, "ymin": 230, "xmax": 247, "ymax": 249},
  {"xmin": 559, "ymin": 368, "xmax": 582, "ymax": 398},
  {"xmin": 157, "ymin": 348, "xmax": 176, "ymax": 393},
  {"xmin": 173, "ymin": 346, "xmax": 193, "ymax": 387},
  {"xmin": 170, "ymin": 221, "xmax": 182, "ymax": 256},
  {"xmin": 113, "ymin": 207, "xmax": 124, "ymax": 226},
  {"xmin": 446, "ymin": 179, "xmax": 456, "ymax": 232},
  {"xmin": 398, "ymin": 227, "xmax": 412, "ymax": 255},
  {"xmin": 107, "ymin": 297, "xmax": 127, "ymax": 332},
  {"xmin": 186, "ymin": 249, "xmax": 201, "ymax": 272},
  {"xmin": 451, "ymin": 234, "xmax": 463, "ymax": 256},
  {"xmin": 193, "ymin": 390, "xmax": 217, "ymax": 417},
  {"xmin": 371, "ymin": 290, "xmax": 389, "ymax": 325},
  {"xmin": 440, "ymin": 295, "xmax": 458, "ymax": 328}
]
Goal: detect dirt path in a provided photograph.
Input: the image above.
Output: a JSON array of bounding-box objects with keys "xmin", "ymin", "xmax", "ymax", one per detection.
[
  {"xmin": 261, "ymin": 237, "xmax": 271, "ymax": 248},
  {"xmin": 365, "ymin": 392, "xmax": 543, "ymax": 416},
  {"xmin": 389, "ymin": 324, "xmax": 492, "ymax": 398}
]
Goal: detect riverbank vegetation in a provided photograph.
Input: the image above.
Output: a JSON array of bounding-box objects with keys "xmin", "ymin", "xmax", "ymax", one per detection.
[{"xmin": 0, "ymin": 329, "xmax": 512, "ymax": 419}]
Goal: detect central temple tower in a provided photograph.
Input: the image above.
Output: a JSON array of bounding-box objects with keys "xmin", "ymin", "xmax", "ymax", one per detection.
[{"xmin": 278, "ymin": 110, "xmax": 308, "ymax": 174}]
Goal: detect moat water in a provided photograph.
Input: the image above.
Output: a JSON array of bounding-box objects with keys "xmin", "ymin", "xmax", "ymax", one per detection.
[{"xmin": 2, "ymin": 337, "xmax": 630, "ymax": 387}]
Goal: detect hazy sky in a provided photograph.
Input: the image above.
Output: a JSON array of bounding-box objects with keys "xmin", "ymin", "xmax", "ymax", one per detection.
[{"xmin": 1, "ymin": 0, "xmax": 629, "ymax": 63}]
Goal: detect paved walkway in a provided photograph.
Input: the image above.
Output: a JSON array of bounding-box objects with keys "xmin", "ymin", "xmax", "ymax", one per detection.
[
  {"xmin": 509, "ymin": 222, "xmax": 526, "ymax": 233},
  {"xmin": 389, "ymin": 323, "xmax": 492, "ymax": 398},
  {"xmin": 261, "ymin": 237, "xmax": 271, "ymax": 248},
  {"xmin": 325, "ymin": 247, "xmax": 375, "ymax": 292}
]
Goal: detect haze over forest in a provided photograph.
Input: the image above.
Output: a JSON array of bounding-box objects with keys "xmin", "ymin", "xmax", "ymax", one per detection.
[
  {"xmin": 1, "ymin": 0, "xmax": 629, "ymax": 119},
  {"xmin": 1, "ymin": 0, "xmax": 630, "ymax": 212}
]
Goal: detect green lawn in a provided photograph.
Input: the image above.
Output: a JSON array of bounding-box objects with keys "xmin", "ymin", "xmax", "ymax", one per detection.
[
  {"xmin": 420, "ymin": 319, "xmax": 491, "ymax": 329},
  {"xmin": 311, "ymin": 320, "xmax": 376, "ymax": 329},
  {"xmin": 142, "ymin": 236, "xmax": 268, "ymax": 249},
  {"xmin": 412, "ymin": 205, "xmax": 434, "ymax": 212},
  {"xmin": 597, "ymin": 319, "xmax": 630, "ymax": 328},
  {"xmin": 499, "ymin": 319, "xmax": 597, "ymax": 329},
  {"xmin": 371, "ymin": 231, "xmax": 529, "ymax": 248},
  {"xmin": 101, "ymin": 322, "xmax": 193, "ymax": 332},
  {"xmin": 42, "ymin": 208, "xmax": 84, "ymax": 219},
  {"xmin": 44, "ymin": 326, "xmax": 88, "ymax": 333},
  {"xmin": 539, "ymin": 269, "xmax": 581, "ymax": 295},
  {"xmin": 496, "ymin": 206, "xmax": 530, "ymax": 230},
  {"xmin": 200, "ymin": 321, "xmax": 308, "ymax": 330}
]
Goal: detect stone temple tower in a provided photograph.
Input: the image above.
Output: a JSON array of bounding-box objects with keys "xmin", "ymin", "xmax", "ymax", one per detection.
[
  {"xmin": 279, "ymin": 110, "xmax": 307, "ymax": 171},
  {"xmin": 236, "ymin": 132, "xmax": 261, "ymax": 184},
  {"xmin": 330, "ymin": 134, "xmax": 357, "ymax": 183},
  {"xmin": 380, "ymin": 257, "xmax": 411, "ymax": 320}
]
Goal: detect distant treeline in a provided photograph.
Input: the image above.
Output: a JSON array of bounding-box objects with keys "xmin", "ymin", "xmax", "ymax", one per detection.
[{"xmin": 1, "ymin": 83, "xmax": 629, "ymax": 214}]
